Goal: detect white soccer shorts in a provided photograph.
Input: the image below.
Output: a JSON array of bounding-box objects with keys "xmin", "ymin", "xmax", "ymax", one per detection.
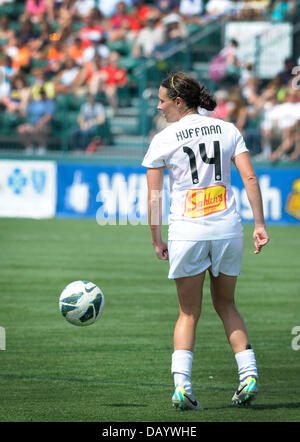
[{"xmin": 168, "ymin": 237, "xmax": 244, "ymax": 279}]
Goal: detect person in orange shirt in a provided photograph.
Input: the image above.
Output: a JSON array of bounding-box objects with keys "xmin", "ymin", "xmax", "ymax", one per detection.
[
  {"xmin": 47, "ymin": 37, "xmax": 65, "ymax": 73},
  {"xmin": 11, "ymin": 38, "xmax": 31, "ymax": 72},
  {"xmin": 68, "ymin": 37, "xmax": 85, "ymax": 65}
]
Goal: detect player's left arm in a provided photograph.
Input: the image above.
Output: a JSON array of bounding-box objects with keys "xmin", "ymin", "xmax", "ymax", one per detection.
[
  {"xmin": 233, "ymin": 152, "xmax": 269, "ymax": 254},
  {"xmin": 146, "ymin": 167, "xmax": 168, "ymax": 260}
]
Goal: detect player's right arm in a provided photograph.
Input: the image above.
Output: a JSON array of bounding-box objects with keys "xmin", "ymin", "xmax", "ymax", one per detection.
[
  {"xmin": 146, "ymin": 167, "xmax": 169, "ymax": 260},
  {"xmin": 233, "ymin": 152, "xmax": 269, "ymax": 254}
]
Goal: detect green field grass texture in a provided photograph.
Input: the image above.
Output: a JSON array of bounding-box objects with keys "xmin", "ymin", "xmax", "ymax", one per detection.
[{"xmin": 0, "ymin": 218, "xmax": 299, "ymax": 422}]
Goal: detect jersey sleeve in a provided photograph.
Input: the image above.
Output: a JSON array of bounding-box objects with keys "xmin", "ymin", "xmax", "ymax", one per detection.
[
  {"xmin": 232, "ymin": 126, "xmax": 249, "ymax": 159},
  {"xmin": 141, "ymin": 134, "xmax": 166, "ymax": 168}
]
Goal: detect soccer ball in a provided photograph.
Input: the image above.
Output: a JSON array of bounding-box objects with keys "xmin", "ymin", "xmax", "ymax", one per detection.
[{"xmin": 59, "ymin": 280, "xmax": 105, "ymax": 326}]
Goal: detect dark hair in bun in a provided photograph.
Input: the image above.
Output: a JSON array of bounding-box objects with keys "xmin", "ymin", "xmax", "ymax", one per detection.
[{"xmin": 161, "ymin": 72, "xmax": 216, "ymax": 111}]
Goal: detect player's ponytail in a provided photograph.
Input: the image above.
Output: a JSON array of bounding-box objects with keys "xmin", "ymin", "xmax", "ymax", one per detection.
[{"xmin": 161, "ymin": 72, "xmax": 216, "ymax": 112}]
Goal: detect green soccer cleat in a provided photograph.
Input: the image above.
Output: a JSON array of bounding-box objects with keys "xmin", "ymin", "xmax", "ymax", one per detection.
[
  {"xmin": 172, "ymin": 386, "xmax": 203, "ymax": 410},
  {"xmin": 232, "ymin": 376, "xmax": 257, "ymax": 406}
]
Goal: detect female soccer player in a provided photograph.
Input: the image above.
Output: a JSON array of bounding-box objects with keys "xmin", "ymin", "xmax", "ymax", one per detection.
[{"xmin": 142, "ymin": 72, "xmax": 269, "ymax": 410}]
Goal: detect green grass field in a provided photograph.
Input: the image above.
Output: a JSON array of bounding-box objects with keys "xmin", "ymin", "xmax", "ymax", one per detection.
[{"xmin": 0, "ymin": 218, "xmax": 299, "ymax": 423}]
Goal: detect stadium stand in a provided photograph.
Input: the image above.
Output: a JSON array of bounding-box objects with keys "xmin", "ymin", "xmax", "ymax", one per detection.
[{"xmin": 0, "ymin": 0, "xmax": 299, "ymax": 162}]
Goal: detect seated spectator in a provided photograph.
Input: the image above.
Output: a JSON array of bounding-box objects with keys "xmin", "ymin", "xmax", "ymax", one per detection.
[
  {"xmin": 78, "ymin": 13, "xmax": 105, "ymax": 49},
  {"xmin": 46, "ymin": 36, "xmax": 66, "ymax": 73},
  {"xmin": 68, "ymin": 37, "xmax": 85, "ymax": 65},
  {"xmin": 31, "ymin": 68, "xmax": 55, "ymax": 100},
  {"xmin": 130, "ymin": 0, "xmax": 154, "ymax": 27},
  {"xmin": 69, "ymin": 93, "xmax": 106, "ymax": 152},
  {"xmin": 211, "ymin": 90, "xmax": 232, "ymax": 121},
  {"xmin": 155, "ymin": 0, "xmax": 180, "ymax": 14},
  {"xmin": 17, "ymin": 88, "xmax": 56, "ymax": 155},
  {"xmin": 89, "ymin": 51, "xmax": 128, "ymax": 114},
  {"xmin": 54, "ymin": 0, "xmax": 77, "ymax": 26},
  {"xmin": 0, "ymin": 16, "xmax": 15, "ymax": 47},
  {"xmin": 29, "ymin": 19, "xmax": 53, "ymax": 58},
  {"xmin": 0, "ymin": 55, "xmax": 15, "ymax": 105},
  {"xmin": 153, "ymin": 13, "xmax": 187, "ymax": 59},
  {"xmin": 1, "ymin": 73, "xmax": 30, "ymax": 115},
  {"xmin": 271, "ymin": 0, "xmax": 294, "ymax": 21},
  {"xmin": 98, "ymin": 0, "xmax": 133, "ymax": 18},
  {"xmin": 179, "ymin": 0, "xmax": 203, "ymax": 17},
  {"xmin": 74, "ymin": 0, "xmax": 97, "ymax": 19},
  {"xmin": 275, "ymin": 57, "xmax": 295, "ymax": 87},
  {"xmin": 132, "ymin": 12, "xmax": 163, "ymax": 58},
  {"xmin": 23, "ymin": 0, "xmax": 48, "ymax": 23},
  {"xmin": 52, "ymin": 57, "xmax": 81, "ymax": 94},
  {"xmin": 205, "ymin": 0, "xmax": 235, "ymax": 16},
  {"xmin": 270, "ymin": 88, "xmax": 300, "ymax": 162},
  {"xmin": 6, "ymin": 37, "xmax": 31, "ymax": 73},
  {"xmin": 82, "ymin": 35, "xmax": 110, "ymax": 63},
  {"xmin": 108, "ymin": 1, "xmax": 141, "ymax": 42}
]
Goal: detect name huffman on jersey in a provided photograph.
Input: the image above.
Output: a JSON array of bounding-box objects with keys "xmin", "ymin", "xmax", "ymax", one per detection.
[{"xmin": 176, "ymin": 124, "xmax": 222, "ymax": 142}]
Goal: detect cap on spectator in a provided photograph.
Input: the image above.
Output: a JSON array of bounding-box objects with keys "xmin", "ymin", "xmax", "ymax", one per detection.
[{"xmin": 162, "ymin": 13, "xmax": 181, "ymax": 26}]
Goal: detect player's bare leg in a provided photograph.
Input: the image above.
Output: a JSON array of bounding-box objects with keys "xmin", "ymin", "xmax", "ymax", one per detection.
[
  {"xmin": 209, "ymin": 272, "xmax": 258, "ymax": 405},
  {"xmin": 209, "ymin": 272, "xmax": 249, "ymax": 353},
  {"xmin": 174, "ymin": 271, "xmax": 206, "ymax": 352}
]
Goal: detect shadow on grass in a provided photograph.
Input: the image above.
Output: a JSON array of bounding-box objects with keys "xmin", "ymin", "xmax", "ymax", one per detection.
[
  {"xmin": 102, "ymin": 404, "xmax": 148, "ymax": 408},
  {"xmin": 207, "ymin": 402, "xmax": 300, "ymax": 411}
]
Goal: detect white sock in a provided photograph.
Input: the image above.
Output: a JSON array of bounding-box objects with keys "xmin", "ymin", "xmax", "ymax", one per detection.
[
  {"xmin": 171, "ymin": 350, "xmax": 193, "ymax": 394},
  {"xmin": 235, "ymin": 349, "xmax": 258, "ymax": 382}
]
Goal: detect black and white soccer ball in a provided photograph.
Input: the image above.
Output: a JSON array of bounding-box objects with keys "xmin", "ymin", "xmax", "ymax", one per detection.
[{"xmin": 59, "ymin": 280, "xmax": 105, "ymax": 326}]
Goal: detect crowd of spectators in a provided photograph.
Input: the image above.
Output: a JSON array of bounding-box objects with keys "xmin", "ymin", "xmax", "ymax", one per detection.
[{"xmin": 0, "ymin": 0, "xmax": 298, "ymax": 161}]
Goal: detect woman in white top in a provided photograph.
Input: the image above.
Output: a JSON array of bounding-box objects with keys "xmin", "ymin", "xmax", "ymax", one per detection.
[{"xmin": 142, "ymin": 72, "xmax": 269, "ymax": 410}]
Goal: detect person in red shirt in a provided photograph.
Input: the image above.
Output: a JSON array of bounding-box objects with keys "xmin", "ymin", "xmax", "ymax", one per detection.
[
  {"xmin": 108, "ymin": 1, "xmax": 141, "ymax": 41},
  {"xmin": 89, "ymin": 51, "xmax": 128, "ymax": 114},
  {"xmin": 78, "ymin": 14, "xmax": 104, "ymax": 49}
]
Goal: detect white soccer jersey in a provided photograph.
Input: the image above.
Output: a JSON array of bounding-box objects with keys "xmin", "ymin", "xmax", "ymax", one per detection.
[{"xmin": 142, "ymin": 113, "xmax": 248, "ymax": 240}]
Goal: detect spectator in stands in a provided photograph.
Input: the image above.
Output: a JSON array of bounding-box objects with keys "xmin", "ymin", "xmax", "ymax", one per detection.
[
  {"xmin": 17, "ymin": 87, "xmax": 56, "ymax": 155},
  {"xmin": 155, "ymin": 0, "xmax": 180, "ymax": 15},
  {"xmin": 130, "ymin": 0, "xmax": 154, "ymax": 27},
  {"xmin": 219, "ymin": 38, "xmax": 241, "ymax": 87},
  {"xmin": 52, "ymin": 56, "xmax": 81, "ymax": 94},
  {"xmin": 0, "ymin": 16, "xmax": 14, "ymax": 47},
  {"xmin": 74, "ymin": 0, "xmax": 99, "ymax": 19},
  {"xmin": 69, "ymin": 93, "xmax": 106, "ymax": 152},
  {"xmin": 30, "ymin": 19, "xmax": 53, "ymax": 59},
  {"xmin": 153, "ymin": 13, "xmax": 187, "ymax": 59},
  {"xmin": 82, "ymin": 35, "xmax": 110, "ymax": 63},
  {"xmin": 6, "ymin": 37, "xmax": 31, "ymax": 73},
  {"xmin": 23, "ymin": 0, "xmax": 48, "ymax": 23},
  {"xmin": 270, "ymin": 87, "xmax": 300, "ymax": 162},
  {"xmin": 211, "ymin": 90, "xmax": 232, "ymax": 121},
  {"xmin": 179, "ymin": 0, "xmax": 204, "ymax": 17},
  {"xmin": 108, "ymin": 1, "xmax": 141, "ymax": 42},
  {"xmin": 132, "ymin": 12, "xmax": 163, "ymax": 58},
  {"xmin": 68, "ymin": 36, "xmax": 85, "ymax": 65},
  {"xmin": 205, "ymin": 0, "xmax": 235, "ymax": 16},
  {"xmin": 31, "ymin": 68, "xmax": 55, "ymax": 100},
  {"xmin": 98, "ymin": 0, "xmax": 133, "ymax": 18},
  {"xmin": 271, "ymin": 0, "xmax": 294, "ymax": 21},
  {"xmin": 89, "ymin": 51, "xmax": 128, "ymax": 114},
  {"xmin": 54, "ymin": 0, "xmax": 77, "ymax": 26},
  {"xmin": 1, "ymin": 73, "xmax": 30, "ymax": 116},
  {"xmin": 275, "ymin": 57, "xmax": 295, "ymax": 87},
  {"xmin": 46, "ymin": 36, "xmax": 66, "ymax": 73},
  {"xmin": 78, "ymin": 13, "xmax": 104, "ymax": 49}
]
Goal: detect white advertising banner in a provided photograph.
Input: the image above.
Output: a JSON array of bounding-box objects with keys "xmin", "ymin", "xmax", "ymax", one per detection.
[{"xmin": 0, "ymin": 160, "xmax": 56, "ymax": 218}]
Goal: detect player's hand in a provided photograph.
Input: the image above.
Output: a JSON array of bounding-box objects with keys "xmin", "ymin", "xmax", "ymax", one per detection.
[
  {"xmin": 154, "ymin": 241, "xmax": 169, "ymax": 260},
  {"xmin": 253, "ymin": 226, "xmax": 269, "ymax": 254}
]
